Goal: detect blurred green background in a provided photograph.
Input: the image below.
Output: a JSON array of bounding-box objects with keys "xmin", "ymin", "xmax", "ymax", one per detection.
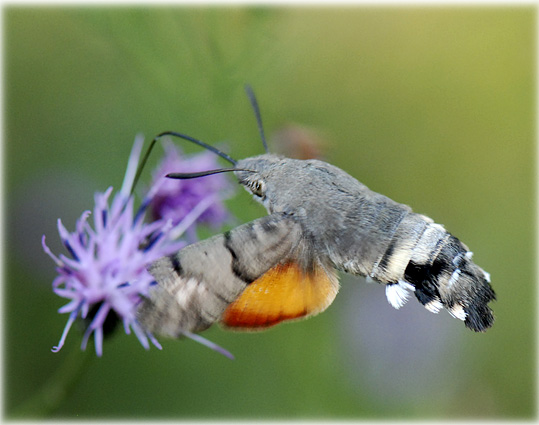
[{"xmin": 4, "ymin": 5, "xmax": 535, "ymax": 420}]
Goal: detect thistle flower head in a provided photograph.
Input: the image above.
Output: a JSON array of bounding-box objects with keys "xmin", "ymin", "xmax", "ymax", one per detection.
[
  {"xmin": 150, "ymin": 141, "xmax": 233, "ymax": 237},
  {"xmin": 43, "ymin": 136, "xmax": 234, "ymax": 358}
]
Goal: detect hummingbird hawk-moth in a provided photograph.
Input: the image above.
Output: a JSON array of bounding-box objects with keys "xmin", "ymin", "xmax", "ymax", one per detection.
[{"xmin": 136, "ymin": 86, "xmax": 495, "ymax": 339}]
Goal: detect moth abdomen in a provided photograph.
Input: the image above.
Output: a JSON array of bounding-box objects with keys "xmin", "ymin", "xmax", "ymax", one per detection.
[{"xmin": 379, "ymin": 218, "xmax": 495, "ymax": 332}]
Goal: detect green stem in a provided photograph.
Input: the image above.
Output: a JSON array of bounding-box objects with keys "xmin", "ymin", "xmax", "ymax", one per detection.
[{"xmin": 9, "ymin": 346, "xmax": 93, "ymax": 419}]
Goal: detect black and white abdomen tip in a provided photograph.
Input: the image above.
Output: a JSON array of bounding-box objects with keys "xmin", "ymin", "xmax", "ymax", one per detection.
[{"xmin": 379, "ymin": 219, "xmax": 495, "ymax": 332}]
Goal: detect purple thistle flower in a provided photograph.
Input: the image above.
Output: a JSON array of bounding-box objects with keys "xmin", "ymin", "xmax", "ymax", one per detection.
[
  {"xmin": 150, "ymin": 141, "xmax": 233, "ymax": 240},
  {"xmin": 43, "ymin": 135, "xmax": 234, "ymax": 358}
]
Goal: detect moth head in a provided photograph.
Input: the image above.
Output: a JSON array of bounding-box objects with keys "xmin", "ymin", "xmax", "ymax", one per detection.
[
  {"xmin": 245, "ymin": 179, "xmax": 266, "ymax": 198},
  {"xmin": 235, "ymin": 154, "xmax": 283, "ymax": 210}
]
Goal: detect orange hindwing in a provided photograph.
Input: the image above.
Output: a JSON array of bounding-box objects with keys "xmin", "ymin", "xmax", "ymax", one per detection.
[{"xmin": 221, "ymin": 261, "xmax": 339, "ymax": 330}]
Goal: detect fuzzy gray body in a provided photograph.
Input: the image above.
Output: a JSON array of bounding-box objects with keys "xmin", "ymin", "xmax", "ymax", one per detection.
[
  {"xmin": 235, "ymin": 155, "xmax": 413, "ymax": 277},
  {"xmin": 138, "ymin": 153, "xmax": 495, "ymax": 337}
]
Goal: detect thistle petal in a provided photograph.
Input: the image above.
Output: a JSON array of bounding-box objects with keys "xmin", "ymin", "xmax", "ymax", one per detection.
[
  {"xmin": 52, "ymin": 302, "xmax": 82, "ymax": 353},
  {"xmin": 120, "ymin": 134, "xmax": 144, "ymax": 198}
]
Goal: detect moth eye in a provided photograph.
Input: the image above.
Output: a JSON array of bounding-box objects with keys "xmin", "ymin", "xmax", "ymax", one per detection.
[{"xmin": 250, "ymin": 180, "xmax": 266, "ymax": 197}]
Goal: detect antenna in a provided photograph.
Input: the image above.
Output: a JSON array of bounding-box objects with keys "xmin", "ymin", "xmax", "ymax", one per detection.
[
  {"xmin": 155, "ymin": 131, "xmax": 236, "ymax": 165},
  {"xmin": 244, "ymin": 84, "xmax": 269, "ymax": 153},
  {"xmin": 131, "ymin": 131, "xmax": 237, "ymax": 195}
]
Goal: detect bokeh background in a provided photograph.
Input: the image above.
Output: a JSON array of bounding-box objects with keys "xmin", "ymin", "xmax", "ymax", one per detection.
[{"xmin": 4, "ymin": 5, "xmax": 535, "ymax": 420}]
